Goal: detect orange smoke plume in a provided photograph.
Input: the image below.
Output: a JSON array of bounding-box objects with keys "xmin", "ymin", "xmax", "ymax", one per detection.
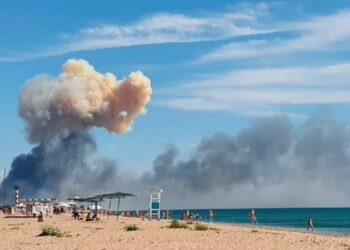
[{"xmin": 19, "ymin": 59, "xmax": 152, "ymax": 142}]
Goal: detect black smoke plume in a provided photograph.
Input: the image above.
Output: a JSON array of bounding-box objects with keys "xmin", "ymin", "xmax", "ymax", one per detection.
[{"xmin": 1, "ymin": 132, "xmax": 118, "ymax": 199}]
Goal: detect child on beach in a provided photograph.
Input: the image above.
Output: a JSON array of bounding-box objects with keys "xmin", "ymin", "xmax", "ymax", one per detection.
[
  {"xmin": 86, "ymin": 212, "xmax": 93, "ymax": 222},
  {"xmin": 38, "ymin": 212, "xmax": 44, "ymax": 222}
]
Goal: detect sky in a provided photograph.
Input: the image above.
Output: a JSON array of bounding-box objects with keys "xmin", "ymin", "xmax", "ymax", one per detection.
[{"xmin": 1, "ymin": 0, "xmax": 350, "ymax": 209}]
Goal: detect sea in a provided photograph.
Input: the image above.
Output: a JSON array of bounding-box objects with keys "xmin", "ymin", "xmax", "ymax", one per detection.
[{"xmin": 164, "ymin": 208, "xmax": 350, "ymax": 235}]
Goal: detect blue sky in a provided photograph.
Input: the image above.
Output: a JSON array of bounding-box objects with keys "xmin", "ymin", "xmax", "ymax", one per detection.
[{"xmin": 1, "ymin": 0, "xmax": 350, "ymax": 179}]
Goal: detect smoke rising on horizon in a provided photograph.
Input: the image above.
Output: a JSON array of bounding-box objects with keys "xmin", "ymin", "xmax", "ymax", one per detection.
[
  {"xmin": 139, "ymin": 116, "xmax": 350, "ymax": 208},
  {"xmin": 1, "ymin": 58, "xmax": 350, "ymax": 207},
  {"xmin": 4, "ymin": 133, "xmax": 120, "ymax": 198},
  {"xmin": 1, "ymin": 59, "xmax": 152, "ymax": 200},
  {"xmin": 3, "ymin": 109, "xmax": 350, "ymax": 207},
  {"xmin": 143, "ymin": 117, "xmax": 292, "ymax": 192}
]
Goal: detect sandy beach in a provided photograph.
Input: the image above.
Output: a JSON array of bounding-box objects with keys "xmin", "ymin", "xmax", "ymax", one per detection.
[{"xmin": 1, "ymin": 215, "xmax": 350, "ymax": 250}]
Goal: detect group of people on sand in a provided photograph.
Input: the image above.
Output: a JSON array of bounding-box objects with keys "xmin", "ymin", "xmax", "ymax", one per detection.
[
  {"xmin": 70, "ymin": 205, "xmax": 100, "ymax": 222},
  {"xmin": 85, "ymin": 211, "xmax": 100, "ymax": 221}
]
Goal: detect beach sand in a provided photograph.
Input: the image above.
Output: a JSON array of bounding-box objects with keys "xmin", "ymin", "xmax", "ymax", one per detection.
[{"xmin": 1, "ymin": 215, "xmax": 350, "ymax": 250}]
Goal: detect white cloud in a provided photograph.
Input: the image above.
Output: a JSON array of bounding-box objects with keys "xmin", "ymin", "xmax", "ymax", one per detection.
[
  {"xmin": 0, "ymin": 6, "xmax": 273, "ymax": 62},
  {"xmin": 186, "ymin": 63, "xmax": 350, "ymax": 87},
  {"xmin": 60, "ymin": 11, "xmax": 274, "ymax": 52},
  {"xmin": 193, "ymin": 88, "xmax": 350, "ymax": 105},
  {"xmin": 197, "ymin": 11, "xmax": 350, "ymax": 62},
  {"xmin": 156, "ymin": 63, "xmax": 350, "ymax": 116}
]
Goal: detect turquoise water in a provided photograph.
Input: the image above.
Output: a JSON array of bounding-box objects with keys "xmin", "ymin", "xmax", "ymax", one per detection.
[{"xmin": 166, "ymin": 208, "xmax": 350, "ymax": 235}]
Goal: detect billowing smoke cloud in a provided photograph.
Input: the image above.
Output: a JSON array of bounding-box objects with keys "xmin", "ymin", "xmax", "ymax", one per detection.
[
  {"xmin": 144, "ymin": 117, "xmax": 292, "ymax": 192},
  {"xmin": 19, "ymin": 59, "xmax": 152, "ymax": 143},
  {"xmin": 4, "ymin": 133, "xmax": 119, "ymax": 198},
  {"xmin": 2, "ymin": 58, "xmax": 350, "ymax": 209},
  {"xmin": 1, "ymin": 59, "xmax": 152, "ymax": 200},
  {"xmin": 135, "ymin": 116, "xmax": 350, "ymax": 208}
]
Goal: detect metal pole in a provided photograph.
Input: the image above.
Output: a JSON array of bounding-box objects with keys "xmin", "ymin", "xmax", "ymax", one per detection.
[
  {"xmin": 117, "ymin": 197, "xmax": 121, "ymax": 221},
  {"xmin": 108, "ymin": 198, "xmax": 112, "ymax": 219},
  {"xmin": 149, "ymin": 191, "xmax": 151, "ymax": 221}
]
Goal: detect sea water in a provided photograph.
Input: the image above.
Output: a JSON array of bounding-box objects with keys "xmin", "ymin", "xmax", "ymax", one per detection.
[{"xmin": 166, "ymin": 207, "xmax": 350, "ymax": 235}]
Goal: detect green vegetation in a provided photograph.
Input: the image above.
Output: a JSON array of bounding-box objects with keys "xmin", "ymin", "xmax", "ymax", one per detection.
[
  {"xmin": 194, "ymin": 223, "xmax": 208, "ymax": 231},
  {"xmin": 39, "ymin": 225, "xmax": 66, "ymax": 237},
  {"xmin": 124, "ymin": 224, "xmax": 140, "ymax": 231},
  {"xmin": 169, "ymin": 220, "xmax": 188, "ymax": 229}
]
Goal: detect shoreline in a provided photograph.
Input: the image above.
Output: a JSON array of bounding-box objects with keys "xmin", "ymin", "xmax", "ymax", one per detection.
[
  {"xmin": 139, "ymin": 206, "xmax": 350, "ymax": 236},
  {"xmin": 205, "ymin": 220, "xmax": 350, "ymax": 237}
]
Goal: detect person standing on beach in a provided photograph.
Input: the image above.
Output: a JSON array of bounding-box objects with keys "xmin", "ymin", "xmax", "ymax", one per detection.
[
  {"xmin": 73, "ymin": 206, "xmax": 79, "ymax": 220},
  {"xmin": 80, "ymin": 205, "xmax": 85, "ymax": 218},
  {"xmin": 209, "ymin": 210, "xmax": 214, "ymax": 223},
  {"xmin": 249, "ymin": 209, "xmax": 258, "ymax": 225},
  {"xmin": 307, "ymin": 216, "xmax": 314, "ymax": 231}
]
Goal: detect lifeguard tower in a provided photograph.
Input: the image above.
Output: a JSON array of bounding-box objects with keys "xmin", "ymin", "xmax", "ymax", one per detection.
[{"xmin": 149, "ymin": 188, "xmax": 162, "ymax": 220}]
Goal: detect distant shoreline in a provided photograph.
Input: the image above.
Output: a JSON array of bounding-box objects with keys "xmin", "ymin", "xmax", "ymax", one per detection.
[{"xmin": 118, "ymin": 207, "xmax": 350, "ymax": 235}]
